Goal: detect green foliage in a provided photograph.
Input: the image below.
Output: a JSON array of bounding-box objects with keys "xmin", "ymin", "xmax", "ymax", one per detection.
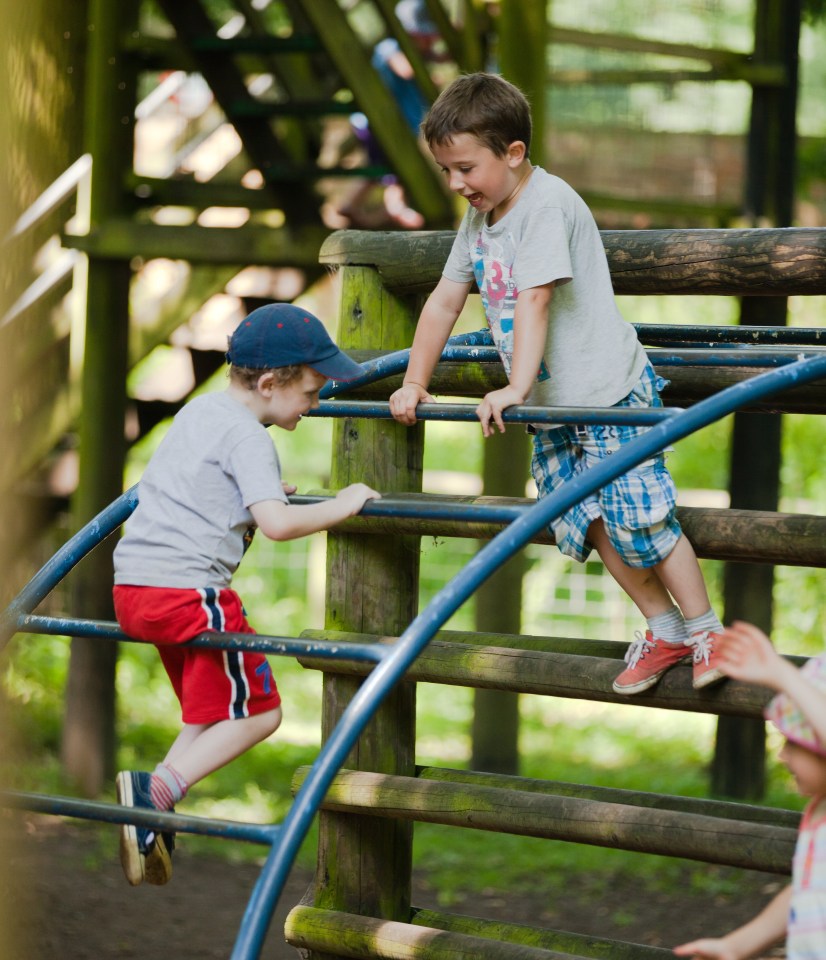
[{"xmin": 803, "ymin": 0, "xmax": 826, "ymax": 24}]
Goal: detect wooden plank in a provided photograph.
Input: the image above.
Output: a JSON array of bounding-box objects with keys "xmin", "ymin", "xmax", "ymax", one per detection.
[
  {"xmin": 291, "ymin": 769, "xmax": 796, "ymax": 872},
  {"xmin": 64, "ymin": 220, "xmax": 330, "ymax": 266},
  {"xmin": 318, "ymin": 228, "xmax": 826, "ymax": 296}
]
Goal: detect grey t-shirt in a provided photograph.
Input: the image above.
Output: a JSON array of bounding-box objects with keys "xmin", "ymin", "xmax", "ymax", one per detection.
[
  {"xmin": 114, "ymin": 391, "xmax": 288, "ymax": 589},
  {"xmin": 443, "ymin": 166, "xmax": 647, "ymax": 408}
]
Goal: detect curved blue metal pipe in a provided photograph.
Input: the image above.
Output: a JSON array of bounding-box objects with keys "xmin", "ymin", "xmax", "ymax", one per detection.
[
  {"xmin": 230, "ymin": 353, "xmax": 826, "ymax": 960},
  {"xmin": 0, "ymin": 485, "xmax": 139, "ymax": 652}
]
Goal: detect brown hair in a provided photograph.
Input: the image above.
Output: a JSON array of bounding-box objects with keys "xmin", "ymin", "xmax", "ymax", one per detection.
[
  {"xmin": 229, "ymin": 363, "xmax": 305, "ymax": 390},
  {"xmin": 422, "ymin": 72, "xmax": 532, "ymax": 158}
]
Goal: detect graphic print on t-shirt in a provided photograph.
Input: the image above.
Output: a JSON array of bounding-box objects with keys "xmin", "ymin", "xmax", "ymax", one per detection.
[{"xmin": 473, "ymin": 231, "xmax": 550, "ymax": 384}]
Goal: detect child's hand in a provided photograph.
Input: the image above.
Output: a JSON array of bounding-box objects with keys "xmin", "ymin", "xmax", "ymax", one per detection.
[
  {"xmin": 673, "ymin": 940, "xmax": 738, "ymax": 959},
  {"xmin": 476, "ymin": 385, "xmax": 524, "ymax": 437},
  {"xmin": 716, "ymin": 620, "xmax": 786, "ymax": 688},
  {"xmin": 282, "ymin": 482, "xmax": 298, "ymax": 496},
  {"xmin": 389, "ymin": 383, "xmax": 434, "ymax": 425},
  {"xmin": 335, "ymin": 483, "xmax": 381, "ymax": 516}
]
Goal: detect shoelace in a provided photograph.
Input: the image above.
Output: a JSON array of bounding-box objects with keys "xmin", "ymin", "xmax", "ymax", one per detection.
[
  {"xmin": 692, "ymin": 630, "xmax": 714, "ymax": 665},
  {"xmin": 624, "ymin": 630, "xmax": 653, "ymax": 668}
]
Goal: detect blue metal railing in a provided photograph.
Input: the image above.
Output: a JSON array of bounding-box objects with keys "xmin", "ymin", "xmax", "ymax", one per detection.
[
  {"xmin": 230, "ymin": 352, "xmax": 826, "ymax": 960},
  {"xmin": 2, "ymin": 337, "xmax": 825, "ymax": 960}
]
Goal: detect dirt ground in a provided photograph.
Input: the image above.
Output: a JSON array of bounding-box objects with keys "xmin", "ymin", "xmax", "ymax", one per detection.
[{"xmin": 2, "ymin": 814, "xmax": 788, "ymax": 960}]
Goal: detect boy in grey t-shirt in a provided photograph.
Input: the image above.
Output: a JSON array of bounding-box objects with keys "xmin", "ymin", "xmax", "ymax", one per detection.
[
  {"xmin": 113, "ymin": 303, "xmax": 379, "ymax": 887},
  {"xmin": 389, "ymin": 72, "xmax": 725, "ymax": 699}
]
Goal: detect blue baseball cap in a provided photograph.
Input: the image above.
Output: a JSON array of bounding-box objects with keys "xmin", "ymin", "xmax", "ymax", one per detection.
[{"xmin": 226, "ymin": 303, "xmax": 364, "ymax": 382}]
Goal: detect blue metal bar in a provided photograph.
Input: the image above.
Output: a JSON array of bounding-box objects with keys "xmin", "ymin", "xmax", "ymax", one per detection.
[
  {"xmin": 15, "ymin": 616, "xmax": 389, "ymax": 663},
  {"xmin": 293, "ymin": 495, "xmax": 527, "ymax": 525},
  {"xmin": 1, "ymin": 791, "xmax": 277, "ymax": 845},
  {"xmin": 308, "ymin": 400, "xmax": 680, "ymax": 426},
  {"xmin": 0, "ymin": 485, "xmax": 139, "ymax": 652},
  {"xmin": 322, "ymin": 332, "xmax": 826, "ymax": 401},
  {"xmin": 650, "ymin": 348, "xmax": 826, "ymax": 367},
  {"xmin": 635, "ymin": 324, "xmax": 826, "ymax": 347},
  {"xmin": 230, "ymin": 353, "xmax": 826, "ymax": 960}
]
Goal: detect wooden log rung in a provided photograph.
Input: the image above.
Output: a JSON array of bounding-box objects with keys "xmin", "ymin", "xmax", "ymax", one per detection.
[
  {"xmin": 290, "ymin": 768, "xmax": 796, "ymax": 874},
  {"xmin": 285, "ymin": 905, "xmax": 598, "ymax": 959},
  {"xmin": 284, "ymin": 904, "xmax": 672, "ymax": 959},
  {"xmin": 319, "ymin": 227, "xmax": 826, "ymax": 297},
  {"xmin": 318, "ymin": 495, "xmax": 826, "ymax": 568},
  {"xmin": 296, "ymin": 628, "xmax": 788, "ymax": 719},
  {"xmin": 413, "ymin": 765, "xmax": 801, "ymax": 829}
]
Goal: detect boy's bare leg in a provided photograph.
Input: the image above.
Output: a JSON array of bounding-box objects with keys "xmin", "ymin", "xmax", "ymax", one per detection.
[
  {"xmin": 651, "ymin": 533, "xmax": 714, "ymax": 621},
  {"xmin": 163, "ymin": 707, "xmax": 282, "ymax": 788},
  {"xmin": 587, "ymin": 518, "xmax": 674, "ymax": 618}
]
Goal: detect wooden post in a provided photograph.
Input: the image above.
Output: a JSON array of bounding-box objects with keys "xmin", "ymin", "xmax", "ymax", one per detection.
[
  {"xmin": 469, "ymin": 0, "xmax": 546, "ymax": 775},
  {"xmin": 712, "ymin": 0, "xmax": 801, "ymax": 800},
  {"xmin": 61, "ymin": 0, "xmax": 138, "ymax": 796},
  {"xmin": 470, "ymin": 435, "xmax": 528, "ymax": 776},
  {"xmin": 311, "ymin": 263, "xmax": 424, "ymax": 954}
]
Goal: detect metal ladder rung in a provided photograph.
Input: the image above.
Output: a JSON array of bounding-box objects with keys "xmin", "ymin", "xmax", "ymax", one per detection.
[
  {"xmin": 2, "ymin": 790, "xmax": 279, "ymax": 845},
  {"xmin": 17, "ymin": 615, "xmax": 390, "ymax": 664}
]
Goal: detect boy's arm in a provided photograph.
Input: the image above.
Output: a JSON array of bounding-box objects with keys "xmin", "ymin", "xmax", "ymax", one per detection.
[
  {"xmin": 476, "ymin": 283, "xmax": 553, "ymax": 438},
  {"xmin": 249, "ymin": 483, "xmax": 380, "ymax": 542},
  {"xmin": 719, "ymin": 621, "xmax": 826, "ymax": 745},
  {"xmin": 673, "ymin": 884, "xmax": 791, "ymax": 960},
  {"xmin": 389, "ymin": 275, "xmax": 471, "ymax": 425}
]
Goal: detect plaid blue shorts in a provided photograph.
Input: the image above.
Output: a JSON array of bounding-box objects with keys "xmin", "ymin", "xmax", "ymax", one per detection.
[{"xmin": 530, "ymin": 363, "xmax": 681, "ymax": 568}]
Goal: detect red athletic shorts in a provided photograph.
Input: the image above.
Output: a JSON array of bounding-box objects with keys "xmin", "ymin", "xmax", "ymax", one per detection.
[{"xmin": 113, "ymin": 585, "xmax": 281, "ymax": 725}]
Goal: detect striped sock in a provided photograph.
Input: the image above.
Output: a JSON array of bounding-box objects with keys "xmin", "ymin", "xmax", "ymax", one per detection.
[
  {"xmin": 684, "ymin": 609, "xmax": 724, "ymax": 638},
  {"xmin": 646, "ymin": 605, "xmax": 689, "ymax": 645},
  {"xmin": 150, "ymin": 763, "xmax": 188, "ymax": 811}
]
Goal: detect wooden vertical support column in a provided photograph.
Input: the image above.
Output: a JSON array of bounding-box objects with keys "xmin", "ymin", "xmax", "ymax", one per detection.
[
  {"xmin": 61, "ymin": 0, "xmax": 138, "ymax": 796},
  {"xmin": 311, "ymin": 261, "xmax": 424, "ymax": 955},
  {"xmin": 470, "ymin": 0, "xmax": 547, "ymax": 776},
  {"xmin": 712, "ymin": 0, "xmax": 801, "ymax": 800}
]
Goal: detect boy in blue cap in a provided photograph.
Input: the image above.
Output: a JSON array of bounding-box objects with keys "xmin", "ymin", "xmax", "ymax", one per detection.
[{"xmin": 112, "ymin": 303, "xmax": 379, "ymax": 886}]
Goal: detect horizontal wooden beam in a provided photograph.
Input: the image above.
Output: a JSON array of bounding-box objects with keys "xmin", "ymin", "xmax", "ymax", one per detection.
[
  {"xmin": 296, "ymin": 629, "xmax": 774, "ymax": 717},
  {"xmin": 319, "ymin": 228, "xmax": 826, "ymax": 296},
  {"xmin": 415, "ymin": 766, "xmax": 801, "ymax": 830},
  {"xmin": 322, "ymin": 495, "xmax": 826, "ymax": 567},
  {"xmin": 290, "ymin": 768, "xmax": 796, "ymax": 872},
  {"xmin": 547, "ymin": 26, "xmax": 761, "ymax": 69},
  {"xmin": 550, "ymin": 64, "xmax": 785, "ymax": 86},
  {"xmin": 63, "ymin": 220, "xmax": 330, "ymax": 266},
  {"xmin": 410, "ymin": 908, "xmax": 673, "ymax": 960},
  {"xmin": 285, "ymin": 904, "xmax": 673, "ymax": 959},
  {"xmin": 285, "ymin": 906, "xmax": 602, "ymax": 960}
]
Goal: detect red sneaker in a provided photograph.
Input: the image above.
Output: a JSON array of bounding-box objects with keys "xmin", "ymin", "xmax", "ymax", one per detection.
[
  {"xmin": 613, "ymin": 630, "xmax": 691, "ymax": 696},
  {"xmin": 691, "ymin": 630, "xmax": 727, "ymax": 690}
]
